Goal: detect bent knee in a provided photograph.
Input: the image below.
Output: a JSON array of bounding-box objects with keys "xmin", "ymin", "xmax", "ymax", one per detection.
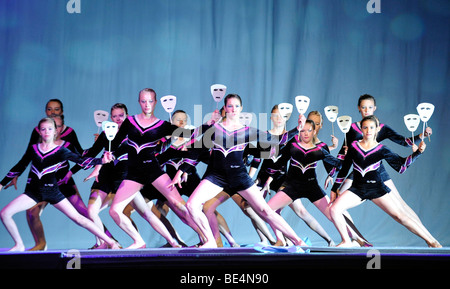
[
  {"xmin": 0, "ymin": 208, "xmax": 11, "ymax": 221},
  {"xmin": 186, "ymin": 200, "xmax": 202, "ymax": 215},
  {"xmin": 87, "ymin": 206, "xmax": 99, "ymax": 218},
  {"xmin": 109, "ymin": 206, "xmax": 120, "ymax": 219},
  {"xmin": 329, "ymin": 204, "xmax": 343, "ymax": 220},
  {"xmin": 255, "ymin": 205, "xmax": 273, "ymax": 219}
]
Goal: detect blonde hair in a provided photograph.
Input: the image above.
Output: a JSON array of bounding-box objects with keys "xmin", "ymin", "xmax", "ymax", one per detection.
[
  {"xmin": 139, "ymin": 88, "xmax": 156, "ymax": 101},
  {"xmin": 307, "ymin": 110, "xmax": 323, "ymax": 126}
]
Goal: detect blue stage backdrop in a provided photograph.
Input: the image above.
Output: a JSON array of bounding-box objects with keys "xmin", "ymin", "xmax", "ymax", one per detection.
[{"xmin": 0, "ymin": 0, "xmax": 448, "ymax": 249}]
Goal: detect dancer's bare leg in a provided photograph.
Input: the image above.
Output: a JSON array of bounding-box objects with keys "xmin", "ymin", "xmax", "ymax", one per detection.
[
  {"xmin": 110, "ymin": 180, "xmax": 146, "ymax": 249},
  {"xmin": 130, "ymin": 192, "xmax": 180, "ymax": 247},
  {"xmin": 239, "ymin": 184, "xmax": 306, "ymax": 246},
  {"xmin": 2, "ymin": 194, "xmax": 39, "ymax": 251},
  {"xmin": 371, "ymin": 193, "xmax": 441, "ymax": 248},
  {"xmin": 186, "ymin": 180, "xmax": 224, "ymax": 248},
  {"xmin": 232, "ymin": 194, "xmax": 276, "ymax": 245},
  {"xmin": 53, "ymin": 199, "xmax": 119, "ymax": 249},
  {"xmin": 26, "ymin": 202, "xmax": 48, "ymax": 251}
]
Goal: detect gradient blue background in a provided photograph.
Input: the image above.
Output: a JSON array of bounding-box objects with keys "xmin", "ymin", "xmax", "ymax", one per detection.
[{"xmin": 0, "ymin": 0, "xmax": 448, "ymax": 249}]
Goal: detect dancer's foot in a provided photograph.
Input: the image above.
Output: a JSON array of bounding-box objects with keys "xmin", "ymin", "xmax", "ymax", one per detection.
[
  {"xmin": 273, "ymin": 240, "xmax": 286, "ymax": 247},
  {"xmin": 108, "ymin": 241, "xmax": 122, "ymax": 250},
  {"xmin": 125, "ymin": 242, "xmax": 146, "ymax": 249},
  {"xmin": 336, "ymin": 240, "xmax": 359, "ymax": 248},
  {"xmin": 428, "ymin": 240, "xmax": 442, "ymax": 248},
  {"xmin": 355, "ymin": 238, "xmax": 373, "ymax": 247},
  {"xmin": 94, "ymin": 242, "xmax": 109, "ymax": 249},
  {"xmin": 9, "ymin": 244, "xmax": 26, "ymax": 252},
  {"xmin": 297, "ymin": 239, "xmax": 309, "ymax": 247},
  {"xmin": 199, "ymin": 241, "xmax": 218, "ymax": 248},
  {"xmin": 169, "ymin": 239, "xmax": 182, "ymax": 248},
  {"xmin": 28, "ymin": 243, "xmax": 47, "ymax": 251}
]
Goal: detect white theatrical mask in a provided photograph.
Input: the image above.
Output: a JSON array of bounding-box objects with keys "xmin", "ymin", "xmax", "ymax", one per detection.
[
  {"xmin": 337, "ymin": 115, "xmax": 352, "ymax": 133},
  {"xmin": 239, "ymin": 112, "xmax": 253, "ymax": 126},
  {"xmin": 102, "ymin": 121, "xmax": 119, "ymax": 141},
  {"xmin": 416, "ymin": 103, "xmax": 435, "ymax": 122},
  {"xmin": 94, "ymin": 110, "xmax": 109, "ymax": 127},
  {"xmin": 324, "ymin": 106, "xmax": 339, "ymax": 122},
  {"xmin": 211, "ymin": 84, "xmax": 227, "ymax": 103},
  {"xmin": 278, "ymin": 103, "xmax": 293, "ymax": 121},
  {"xmin": 403, "ymin": 114, "xmax": 420, "ymax": 132},
  {"xmin": 295, "ymin": 95, "xmax": 310, "ymax": 114},
  {"xmin": 160, "ymin": 95, "xmax": 177, "ymax": 113}
]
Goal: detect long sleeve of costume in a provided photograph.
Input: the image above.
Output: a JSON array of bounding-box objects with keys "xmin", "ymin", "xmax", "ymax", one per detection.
[
  {"xmin": 382, "ymin": 146, "xmax": 422, "ymax": 174},
  {"xmin": 63, "ymin": 147, "xmax": 103, "ymax": 170},
  {"xmin": 0, "ymin": 145, "xmax": 34, "ymax": 186},
  {"xmin": 70, "ymin": 132, "xmax": 108, "ymax": 174},
  {"xmin": 378, "ymin": 124, "xmax": 421, "ymax": 147},
  {"xmin": 178, "ymin": 137, "xmax": 210, "ymax": 174},
  {"xmin": 320, "ymin": 146, "xmax": 341, "ymax": 178},
  {"xmin": 331, "ymin": 149, "xmax": 354, "ymax": 192}
]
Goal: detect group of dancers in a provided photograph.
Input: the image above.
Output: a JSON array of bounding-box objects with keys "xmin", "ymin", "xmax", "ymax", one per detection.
[{"xmin": 0, "ymin": 89, "xmax": 442, "ymax": 251}]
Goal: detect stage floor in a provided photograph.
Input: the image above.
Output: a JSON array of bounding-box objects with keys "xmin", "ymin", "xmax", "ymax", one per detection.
[{"xmin": 1, "ymin": 245, "xmax": 449, "ymax": 271}]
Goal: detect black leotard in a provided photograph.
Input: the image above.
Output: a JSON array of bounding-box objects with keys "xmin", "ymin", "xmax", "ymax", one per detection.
[
  {"xmin": 180, "ymin": 123, "xmax": 298, "ymax": 192},
  {"xmin": 337, "ymin": 121, "xmax": 421, "ymax": 182},
  {"xmin": 272, "ymin": 136, "xmax": 341, "ymax": 202},
  {"xmin": 112, "ymin": 115, "xmax": 208, "ymax": 185},
  {"xmin": 1, "ymin": 145, "xmax": 102, "ymax": 204},
  {"xmin": 332, "ymin": 140, "xmax": 422, "ymax": 200}
]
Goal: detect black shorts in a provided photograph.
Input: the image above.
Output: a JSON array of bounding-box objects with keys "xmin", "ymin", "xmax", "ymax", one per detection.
[
  {"xmin": 256, "ymin": 171, "xmax": 286, "ymax": 192},
  {"xmin": 348, "ymin": 182, "xmax": 391, "ymax": 200},
  {"xmin": 125, "ymin": 161, "xmax": 165, "ymax": 186},
  {"xmin": 91, "ymin": 164, "xmax": 126, "ymax": 194},
  {"xmin": 140, "ymin": 184, "xmax": 166, "ymax": 202},
  {"xmin": 165, "ymin": 166, "xmax": 201, "ymax": 197},
  {"xmin": 203, "ymin": 167, "xmax": 255, "ymax": 192},
  {"xmin": 25, "ymin": 187, "xmax": 66, "ymax": 205},
  {"xmin": 279, "ymin": 178, "xmax": 326, "ymax": 203},
  {"xmin": 58, "ymin": 177, "xmax": 77, "ymax": 198}
]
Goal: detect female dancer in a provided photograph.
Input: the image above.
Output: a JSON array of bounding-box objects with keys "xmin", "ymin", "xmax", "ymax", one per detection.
[
  {"xmin": 67, "ymin": 103, "xmax": 137, "ymax": 249},
  {"xmin": 140, "ymin": 109, "xmax": 203, "ymax": 247},
  {"xmin": 4, "ymin": 99, "xmax": 86, "ymax": 251},
  {"xmin": 0, "ymin": 118, "xmax": 119, "ymax": 251},
  {"xmin": 170, "ymin": 94, "xmax": 308, "ymax": 248},
  {"xmin": 267, "ymin": 116, "xmax": 371, "ymax": 247},
  {"xmin": 108, "ymin": 88, "xmax": 217, "ymax": 249},
  {"xmin": 333, "ymin": 94, "xmax": 436, "ymax": 244},
  {"xmin": 330, "ymin": 115, "xmax": 441, "ymax": 248},
  {"xmin": 154, "ymin": 109, "xmax": 239, "ymax": 247},
  {"xmin": 265, "ymin": 111, "xmax": 335, "ymax": 246},
  {"xmin": 335, "ymin": 94, "xmax": 429, "ymax": 197},
  {"xmin": 230, "ymin": 105, "xmax": 301, "ymax": 246}
]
